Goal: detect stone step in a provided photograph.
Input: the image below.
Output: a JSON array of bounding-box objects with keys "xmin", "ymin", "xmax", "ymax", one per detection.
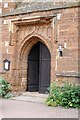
[
  {"xmin": 11, "ymin": 92, "xmax": 49, "ymax": 104},
  {"xmin": 22, "ymin": 92, "xmax": 48, "ymax": 98},
  {"xmin": 12, "ymin": 95, "xmax": 46, "ymax": 104}
]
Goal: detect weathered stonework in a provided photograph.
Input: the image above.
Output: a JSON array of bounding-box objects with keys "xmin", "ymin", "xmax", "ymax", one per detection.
[{"xmin": 0, "ymin": 1, "xmax": 80, "ymax": 92}]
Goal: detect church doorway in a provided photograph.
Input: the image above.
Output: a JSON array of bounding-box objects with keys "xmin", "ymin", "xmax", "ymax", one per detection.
[{"xmin": 27, "ymin": 42, "xmax": 51, "ymax": 93}]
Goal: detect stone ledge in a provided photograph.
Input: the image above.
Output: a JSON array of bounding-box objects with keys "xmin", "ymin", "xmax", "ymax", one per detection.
[
  {"xmin": 56, "ymin": 72, "xmax": 80, "ymax": 78},
  {"xmin": 0, "ymin": 2, "xmax": 80, "ymax": 18}
]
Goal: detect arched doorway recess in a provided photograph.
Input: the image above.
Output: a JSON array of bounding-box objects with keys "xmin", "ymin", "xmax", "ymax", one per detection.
[{"xmin": 27, "ymin": 41, "xmax": 51, "ymax": 93}]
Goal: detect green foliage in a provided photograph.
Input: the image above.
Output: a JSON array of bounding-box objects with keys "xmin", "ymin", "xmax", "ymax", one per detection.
[
  {"xmin": 4, "ymin": 92, "xmax": 13, "ymax": 99},
  {"xmin": 46, "ymin": 82, "xmax": 80, "ymax": 108},
  {"xmin": 0, "ymin": 77, "xmax": 13, "ymax": 98}
]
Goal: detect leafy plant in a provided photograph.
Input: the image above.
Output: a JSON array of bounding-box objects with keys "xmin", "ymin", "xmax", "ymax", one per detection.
[
  {"xmin": 46, "ymin": 82, "xmax": 80, "ymax": 108},
  {"xmin": 4, "ymin": 92, "xmax": 13, "ymax": 99},
  {"xmin": 0, "ymin": 77, "xmax": 13, "ymax": 98}
]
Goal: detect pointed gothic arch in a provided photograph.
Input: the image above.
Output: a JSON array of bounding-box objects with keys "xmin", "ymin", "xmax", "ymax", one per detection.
[{"xmin": 17, "ymin": 35, "xmax": 51, "ymax": 93}]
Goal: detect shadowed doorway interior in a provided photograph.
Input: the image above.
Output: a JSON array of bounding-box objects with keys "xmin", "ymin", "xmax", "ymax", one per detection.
[{"xmin": 27, "ymin": 42, "xmax": 51, "ymax": 94}]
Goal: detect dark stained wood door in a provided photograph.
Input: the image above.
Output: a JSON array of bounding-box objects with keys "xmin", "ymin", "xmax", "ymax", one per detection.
[
  {"xmin": 27, "ymin": 43, "xmax": 39, "ymax": 91},
  {"xmin": 39, "ymin": 42, "xmax": 51, "ymax": 93},
  {"xmin": 27, "ymin": 42, "xmax": 51, "ymax": 93}
]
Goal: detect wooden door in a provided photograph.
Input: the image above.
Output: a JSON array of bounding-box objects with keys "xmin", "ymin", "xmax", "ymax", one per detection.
[
  {"xmin": 39, "ymin": 42, "xmax": 51, "ymax": 93},
  {"xmin": 27, "ymin": 42, "xmax": 51, "ymax": 93},
  {"xmin": 27, "ymin": 43, "xmax": 39, "ymax": 91}
]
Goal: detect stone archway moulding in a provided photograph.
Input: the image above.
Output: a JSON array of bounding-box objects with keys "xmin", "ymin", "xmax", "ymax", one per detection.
[
  {"xmin": 16, "ymin": 34, "xmax": 52, "ymax": 91},
  {"xmin": 18, "ymin": 32, "xmax": 52, "ymax": 59},
  {"xmin": 9, "ymin": 14, "xmax": 56, "ymax": 46},
  {"xmin": 10, "ymin": 15, "xmax": 56, "ymax": 91}
]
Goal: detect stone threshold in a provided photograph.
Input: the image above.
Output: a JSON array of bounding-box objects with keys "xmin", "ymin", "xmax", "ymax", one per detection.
[
  {"xmin": 22, "ymin": 92, "xmax": 48, "ymax": 98},
  {"xmin": 11, "ymin": 92, "xmax": 48, "ymax": 104}
]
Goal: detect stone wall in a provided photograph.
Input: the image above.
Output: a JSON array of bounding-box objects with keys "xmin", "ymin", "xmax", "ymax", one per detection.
[{"xmin": 0, "ymin": 2, "xmax": 79, "ymax": 92}]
